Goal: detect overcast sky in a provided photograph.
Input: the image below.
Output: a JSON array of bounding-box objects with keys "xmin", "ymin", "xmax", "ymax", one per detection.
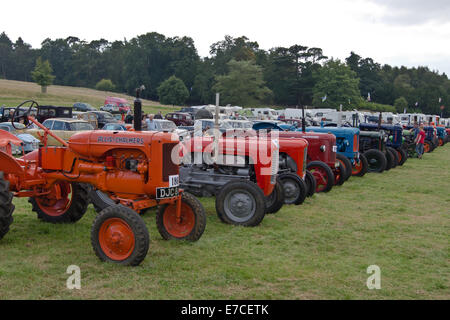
[{"xmin": 2, "ymin": 0, "xmax": 450, "ymax": 75}]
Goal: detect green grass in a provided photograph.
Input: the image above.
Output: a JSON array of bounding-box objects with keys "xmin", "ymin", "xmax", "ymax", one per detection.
[
  {"xmin": 0, "ymin": 145, "xmax": 448, "ymax": 299},
  {"xmin": 0, "ymin": 79, "xmax": 179, "ymax": 115}
]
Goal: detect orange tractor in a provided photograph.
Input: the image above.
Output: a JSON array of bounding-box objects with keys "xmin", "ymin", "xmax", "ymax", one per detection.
[{"xmin": 0, "ymin": 96, "xmax": 206, "ymax": 266}]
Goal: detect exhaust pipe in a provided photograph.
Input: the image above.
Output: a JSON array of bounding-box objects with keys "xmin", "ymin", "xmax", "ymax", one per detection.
[
  {"xmin": 301, "ymin": 105, "xmax": 306, "ymax": 133},
  {"xmin": 134, "ymin": 85, "xmax": 145, "ymax": 131}
]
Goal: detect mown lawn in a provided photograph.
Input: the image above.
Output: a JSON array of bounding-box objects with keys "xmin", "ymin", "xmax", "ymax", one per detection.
[{"xmin": 0, "ymin": 145, "xmax": 449, "ymax": 300}]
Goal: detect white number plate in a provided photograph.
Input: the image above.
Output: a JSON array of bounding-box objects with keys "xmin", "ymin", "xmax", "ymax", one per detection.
[
  {"xmin": 332, "ymin": 146, "xmax": 337, "ymax": 153},
  {"xmin": 169, "ymin": 175, "xmax": 180, "ymax": 187}
]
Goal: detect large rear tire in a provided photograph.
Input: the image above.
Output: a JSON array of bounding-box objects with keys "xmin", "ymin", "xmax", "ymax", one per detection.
[
  {"xmin": 265, "ymin": 178, "xmax": 285, "ymax": 213},
  {"xmin": 0, "ymin": 172, "xmax": 14, "ymax": 241},
  {"xmin": 363, "ymin": 149, "xmax": 387, "ymax": 173},
  {"xmin": 336, "ymin": 154, "xmax": 352, "ymax": 181},
  {"xmin": 304, "ymin": 171, "xmax": 316, "ymax": 197},
  {"xmin": 91, "ymin": 205, "xmax": 149, "ymax": 266},
  {"xmin": 278, "ymin": 173, "xmax": 306, "ymax": 205},
  {"xmin": 89, "ymin": 189, "xmax": 116, "ymax": 213},
  {"xmin": 385, "ymin": 150, "xmax": 394, "ymax": 171},
  {"xmin": 306, "ymin": 161, "xmax": 334, "ymax": 193},
  {"xmin": 216, "ymin": 180, "xmax": 266, "ymax": 227},
  {"xmin": 352, "ymin": 154, "xmax": 368, "ymax": 177},
  {"xmin": 156, "ymin": 192, "xmax": 206, "ymax": 241},
  {"xmin": 29, "ymin": 182, "xmax": 90, "ymax": 223}
]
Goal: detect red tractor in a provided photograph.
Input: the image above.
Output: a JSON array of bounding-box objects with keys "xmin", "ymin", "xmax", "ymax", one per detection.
[{"xmin": 0, "ymin": 98, "xmax": 206, "ymax": 266}]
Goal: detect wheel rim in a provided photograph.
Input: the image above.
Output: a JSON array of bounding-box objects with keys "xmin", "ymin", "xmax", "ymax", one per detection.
[
  {"xmin": 396, "ymin": 151, "xmax": 402, "ymax": 163},
  {"xmin": 439, "ymin": 138, "xmax": 444, "ymax": 146},
  {"xmin": 368, "ymin": 156, "xmax": 382, "ymax": 171},
  {"xmin": 424, "ymin": 143, "xmax": 430, "ymax": 153},
  {"xmin": 35, "ymin": 182, "xmax": 73, "ymax": 216},
  {"xmin": 308, "ymin": 166, "xmax": 328, "ymax": 192},
  {"xmin": 162, "ymin": 201, "xmax": 196, "ymax": 238},
  {"xmin": 98, "ymin": 218, "xmax": 135, "ymax": 261},
  {"xmin": 281, "ymin": 178, "xmax": 300, "ymax": 204},
  {"xmin": 224, "ymin": 189, "xmax": 256, "ymax": 222},
  {"xmin": 352, "ymin": 160, "xmax": 363, "ymax": 175}
]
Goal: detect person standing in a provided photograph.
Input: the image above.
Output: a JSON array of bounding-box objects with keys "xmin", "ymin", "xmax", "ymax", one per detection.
[
  {"xmin": 154, "ymin": 111, "xmax": 163, "ymax": 119},
  {"xmin": 415, "ymin": 124, "xmax": 426, "ymax": 159},
  {"xmin": 146, "ymin": 114, "xmax": 156, "ymax": 131}
]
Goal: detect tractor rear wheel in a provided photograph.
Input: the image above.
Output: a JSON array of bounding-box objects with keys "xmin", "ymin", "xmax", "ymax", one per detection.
[
  {"xmin": 387, "ymin": 147, "xmax": 399, "ymax": 168},
  {"xmin": 0, "ymin": 172, "xmax": 14, "ymax": 241},
  {"xmin": 396, "ymin": 148, "xmax": 408, "ymax": 166},
  {"xmin": 306, "ymin": 161, "xmax": 334, "ymax": 193},
  {"xmin": 29, "ymin": 182, "xmax": 90, "ymax": 223},
  {"xmin": 216, "ymin": 180, "xmax": 266, "ymax": 227},
  {"xmin": 352, "ymin": 154, "xmax": 368, "ymax": 177},
  {"xmin": 363, "ymin": 149, "xmax": 387, "ymax": 173},
  {"xmin": 278, "ymin": 173, "xmax": 306, "ymax": 205},
  {"xmin": 91, "ymin": 205, "xmax": 149, "ymax": 266},
  {"xmin": 265, "ymin": 178, "xmax": 285, "ymax": 213},
  {"xmin": 336, "ymin": 154, "xmax": 352, "ymax": 181},
  {"xmin": 304, "ymin": 171, "xmax": 316, "ymax": 197},
  {"xmin": 156, "ymin": 192, "xmax": 206, "ymax": 241}
]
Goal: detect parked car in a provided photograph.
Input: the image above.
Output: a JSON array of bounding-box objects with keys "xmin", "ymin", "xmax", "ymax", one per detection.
[
  {"xmin": 27, "ymin": 118, "xmax": 94, "ymax": 146},
  {"xmin": 1, "ymin": 106, "xmax": 37, "ymax": 122},
  {"xmin": 153, "ymin": 119, "xmax": 189, "ymax": 140},
  {"xmin": 100, "ymin": 103, "xmax": 120, "ymax": 113},
  {"xmin": 0, "ymin": 122, "xmax": 40, "ymax": 153},
  {"xmin": 104, "ymin": 97, "xmax": 131, "ymax": 113},
  {"xmin": 102, "ymin": 123, "xmax": 129, "ymax": 131},
  {"xmin": 165, "ymin": 112, "xmax": 194, "ymax": 126},
  {"xmin": 73, "ymin": 102, "xmax": 96, "ymax": 112},
  {"xmin": 78, "ymin": 111, "xmax": 118, "ymax": 129},
  {"xmin": 36, "ymin": 106, "xmax": 72, "ymax": 123}
]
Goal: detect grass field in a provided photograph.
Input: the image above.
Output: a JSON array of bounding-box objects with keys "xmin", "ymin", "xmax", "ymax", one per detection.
[
  {"xmin": 0, "ymin": 144, "xmax": 448, "ymax": 299},
  {"xmin": 0, "ymin": 79, "xmax": 179, "ymax": 115}
]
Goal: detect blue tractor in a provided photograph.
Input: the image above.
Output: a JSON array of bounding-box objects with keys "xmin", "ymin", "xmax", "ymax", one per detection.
[
  {"xmin": 436, "ymin": 127, "xmax": 447, "ymax": 146},
  {"xmin": 303, "ymin": 126, "xmax": 367, "ymax": 178}
]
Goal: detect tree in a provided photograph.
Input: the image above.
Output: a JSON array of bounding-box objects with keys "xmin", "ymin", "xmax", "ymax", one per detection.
[
  {"xmin": 31, "ymin": 57, "xmax": 55, "ymax": 93},
  {"xmin": 157, "ymin": 75, "xmax": 189, "ymax": 105},
  {"xmin": 212, "ymin": 59, "xmax": 272, "ymax": 106},
  {"xmin": 394, "ymin": 96, "xmax": 408, "ymax": 113},
  {"xmin": 312, "ymin": 59, "xmax": 362, "ymax": 109},
  {"xmin": 95, "ymin": 79, "xmax": 115, "ymax": 91}
]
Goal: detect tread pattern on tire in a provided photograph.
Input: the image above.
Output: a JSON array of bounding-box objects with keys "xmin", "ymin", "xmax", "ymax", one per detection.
[
  {"xmin": 363, "ymin": 149, "xmax": 387, "ymax": 173},
  {"xmin": 0, "ymin": 172, "xmax": 14, "ymax": 241},
  {"xmin": 156, "ymin": 191, "xmax": 206, "ymax": 241},
  {"xmin": 215, "ymin": 180, "xmax": 266, "ymax": 227},
  {"xmin": 29, "ymin": 183, "xmax": 90, "ymax": 223},
  {"xmin": 91, "ymin": 204, "xmax": 149, "ymax": 266},
  {"xmin": 304, "ymin": 171, "xmax": 316, "ymax": 197},
  {"xmin": 265, "ymin": 178, "xmax": 285, "ymax": 213}
]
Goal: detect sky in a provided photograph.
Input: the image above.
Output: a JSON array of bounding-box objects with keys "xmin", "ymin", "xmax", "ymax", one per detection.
[{"xmin": 2, "ymin": 0, "xmax": 450, "ymax": 75}]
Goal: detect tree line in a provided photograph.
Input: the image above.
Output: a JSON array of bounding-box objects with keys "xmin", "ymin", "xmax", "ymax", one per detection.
[{"xmin": 0, "ymin": 31, "xmax": 449, "ymax": 116}]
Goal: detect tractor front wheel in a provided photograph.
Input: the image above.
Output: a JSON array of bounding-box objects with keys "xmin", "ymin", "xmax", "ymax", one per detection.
[
  {"xmin": 387, "ymin": 147, "xmax": 399, "ymax": 169},
  {"xmin": 306, "ymin": 161, "xmax": 334, "ymax": 193},
  {"xmin": 336, "ymin": 154, "xmax": 352, "ymax": 181},
  {"xmin": 438, "ymin": 138, "xmax": 444, "ymax": 147},
  {"xmin": 364, "ymin": 149, "xmax": 387, "ymax": 173},
  {"xmin": 156, "ymin": 192, "xmax": 206, "ymax": 241},
  {"xmin": 265, "ymin": 178, "xmax": 285, "ymax": 213},
  {"xmin": 278, "ymin": 173, "xmax": 307, "ymax": 205},
  {"xmin": 216, "ymin": 180, "xmax": 266, "ymax": 227},
  {"xmin": 304, "ymin": 171, "xmax": 316, "ymax": 197},
  {"xmin": 29, "ymin": 182, "xmax": 90, "ymax": 223},
  {"xmin": 0, "ymin": 172, "xmax": 14, "ymax": 241},
  {"xmin": 352, "ymin": 154, "xmax": 368, "ymax": 177},
  {"xmin": 91, "ymin": 205, "xmax": 149, "ymax": 266},
  {"xmin": 396, "ymin": 148, "xmax": 408, "ymax": 166}
]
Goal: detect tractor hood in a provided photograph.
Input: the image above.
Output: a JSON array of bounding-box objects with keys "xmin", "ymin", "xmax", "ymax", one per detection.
[{"xmin": 0, "ymin": 130, "xmax": 23, "ymax": 148}]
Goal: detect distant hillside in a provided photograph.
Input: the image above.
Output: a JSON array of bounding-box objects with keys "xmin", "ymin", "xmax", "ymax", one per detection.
[{"xmin": 0, "ymin": 79, "xmax": 179, "ymax": 114}]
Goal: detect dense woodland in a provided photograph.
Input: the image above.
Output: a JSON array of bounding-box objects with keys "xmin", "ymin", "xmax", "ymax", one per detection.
[{"xmin": 0, "ymin": 31, "xmax": 449, "ymax": 116}]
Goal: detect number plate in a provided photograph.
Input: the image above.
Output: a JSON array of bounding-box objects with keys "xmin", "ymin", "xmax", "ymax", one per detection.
[
  {"xmin": 156, "ymin": 187, "xmax": 179, "ymax": 199},
  {"xmin": 332, "ymin": 145, "xmax": 337, "ymax": 153},
  {"xmin": 169, "ymin": 175, "xmax": 179, "ymax": 187}
]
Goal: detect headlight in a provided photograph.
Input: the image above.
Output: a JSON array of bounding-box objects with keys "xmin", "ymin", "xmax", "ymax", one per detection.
[{"xmin": 320, "ymin": 145, "xmax": 326, "ymax": 152}]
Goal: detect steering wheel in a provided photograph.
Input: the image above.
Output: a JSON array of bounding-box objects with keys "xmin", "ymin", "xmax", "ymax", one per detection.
[{"xmin": 11, "ymin": 100, "xmax": 39, "ymax": 130}]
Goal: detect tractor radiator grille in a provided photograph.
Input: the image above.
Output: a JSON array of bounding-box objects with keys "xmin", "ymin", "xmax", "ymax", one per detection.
[
  {"xmin": 162, "ymin": 143, "xmax": 179, "ymax": 182},
  {"xmin": 271, "ymin": 147, "xmax": 279, "ymax": 176}
]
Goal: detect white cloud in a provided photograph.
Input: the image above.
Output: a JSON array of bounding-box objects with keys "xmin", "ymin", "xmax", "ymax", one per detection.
[{"xmin": 1, "ymin": 0, "xmax": 449, "ymax": 75}]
